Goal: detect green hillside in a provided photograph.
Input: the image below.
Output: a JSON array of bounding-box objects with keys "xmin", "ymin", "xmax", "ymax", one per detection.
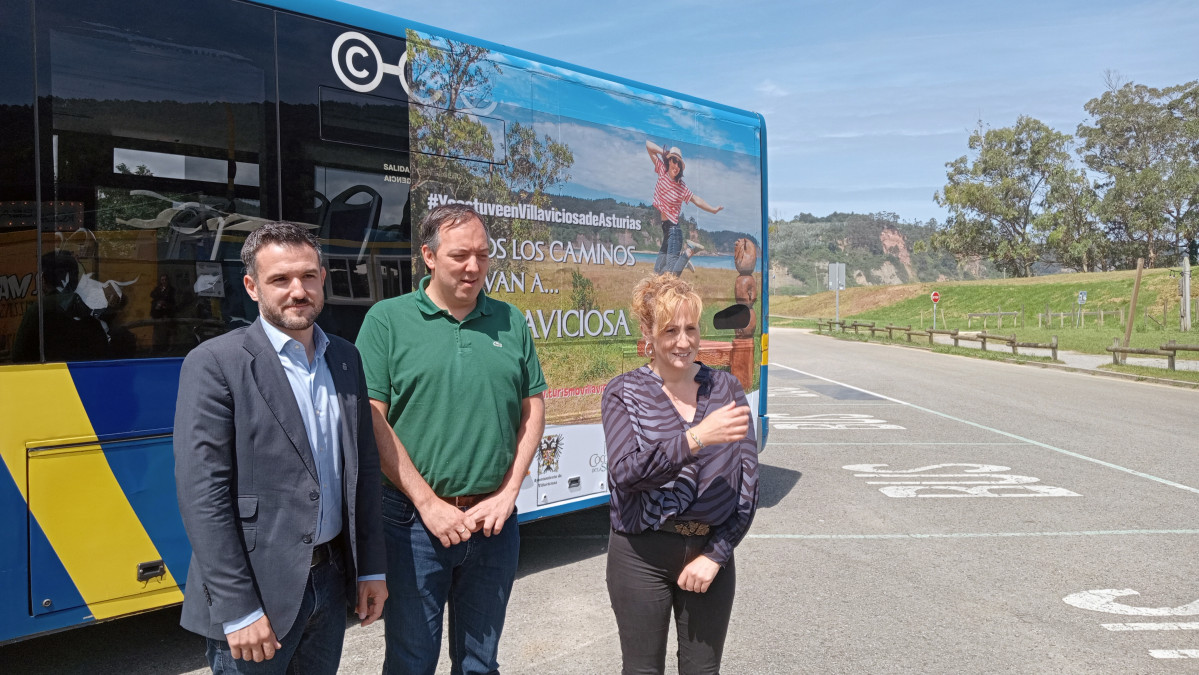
[{"xmin": 771, "ymin": 269, "xmax": 1198, "ymax": 354}]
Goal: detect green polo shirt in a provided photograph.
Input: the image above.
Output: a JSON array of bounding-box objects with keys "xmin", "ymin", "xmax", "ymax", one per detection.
[{"xmin": 356, "ymin": 276, "xmax": 546, "ymax": 497}]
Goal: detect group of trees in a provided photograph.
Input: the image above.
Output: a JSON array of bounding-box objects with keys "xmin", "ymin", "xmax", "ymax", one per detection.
[
  {"xmin": 930, "ymin": 77, "xmax": 1199, "ymax": 276},
  {"xmin": 406, "ymin": 30, "xmax": 574, "ymax": 274}
]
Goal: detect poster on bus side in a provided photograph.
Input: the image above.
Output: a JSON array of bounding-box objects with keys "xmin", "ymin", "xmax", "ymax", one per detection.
[{"xmin": 402, "ymin": 30, "xmax": 764, "ymax": 511}]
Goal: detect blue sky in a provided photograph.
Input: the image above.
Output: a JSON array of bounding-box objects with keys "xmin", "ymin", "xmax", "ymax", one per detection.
[{"xmin": 347, "ymin": 0, "xmax": 1199, "ymax": 224}]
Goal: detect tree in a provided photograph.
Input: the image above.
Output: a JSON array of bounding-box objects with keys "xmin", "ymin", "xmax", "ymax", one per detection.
[
  {"xmin": 931, "ymin": 116, "xmax": 1076, "ymax": 277},
  {"xmin": 1042, "ymin": 165, "xmax": 1107, "ymax": 272},
  {"xmin": 1077, "ymin": 79, "xmax": 1199, "ymax": 268}
]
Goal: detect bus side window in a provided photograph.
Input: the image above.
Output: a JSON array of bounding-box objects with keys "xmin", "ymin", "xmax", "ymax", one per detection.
[
  {"xmin": 0, "ymin": 0, "xmax": 38, "ymax": 364},
  {"xmin": 30, "ymin": 0, "xmax": 277, "ymax": 361}
]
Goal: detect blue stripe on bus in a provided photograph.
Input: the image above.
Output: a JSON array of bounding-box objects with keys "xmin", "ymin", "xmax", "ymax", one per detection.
[
  {"xmin": 68, "ymin": 360, "xmax": 182, "ymax": 439},
  {"xmin": 757, "ymin": 113, "xmax": 770, "ymax": 419},
  {"xmin": 0, "ymin": 469, "xmax": 32, "ymax": 642},
  {"xmin": 27, "ymin": 513, "xmax": 90, "ymax": 622},
  {"xmin": 101, "ymin": 438, "xmax": 192, "ymax": 588},
  {"xmin": 517, "ymin": 494, "xmax": 610, "ymax": 523}
]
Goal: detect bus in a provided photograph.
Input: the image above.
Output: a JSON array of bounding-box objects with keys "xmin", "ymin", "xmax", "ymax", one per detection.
[{"xmin": 0, "ymin": 0, "xmax": 769, "ymax": 643}]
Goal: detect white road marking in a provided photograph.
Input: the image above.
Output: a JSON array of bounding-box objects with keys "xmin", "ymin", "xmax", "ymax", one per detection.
[
  {"xmin": 770, "ymin": 363, "xmax": 1199, "ymax": 496},
  {"xmin": 525, "ymin": 529, "xmax": 1199, "ymax": 541},
  {"xmin": 1149, "ymin": 650, "xmax": 1199, "ymax": 659},
  {"xmin": 844, "ymin": 462, "xmax": 1080, "ymax": 497},
  {"xmin": 1102, "ymin": 622, "xmax": 1199, "ymax": 631},
  {"xmin": 747, "ymin": 529, "xmax": 1199, "ymax": 540},
  {"xmin": 768, "ymin": 442, "xmax": 1027, "ymax": 446},
  {"xmin": 772, "ymin": 412, "xmax": 904, "ymax": 430},
  {"xmin": 772, "ymin": 405, "xmax": 896, "ymax": 410},
  {"xmin": 1063, "ymin": 589, "xmax": 1199, "ymax": 616}
]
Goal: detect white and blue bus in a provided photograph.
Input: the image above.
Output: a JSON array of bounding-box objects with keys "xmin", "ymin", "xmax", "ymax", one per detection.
[{"xmin": 0, "ymin": 0, "xmax": 769, "ymax": 643}]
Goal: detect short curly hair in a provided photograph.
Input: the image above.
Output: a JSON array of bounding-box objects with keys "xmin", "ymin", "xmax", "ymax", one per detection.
[{"xmin": 631, "ymin": 274, "xmax": 703, "ymax": 338}]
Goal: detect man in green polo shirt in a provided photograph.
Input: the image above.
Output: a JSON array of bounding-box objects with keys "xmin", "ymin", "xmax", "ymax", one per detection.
[{"xmin": 356, "ymin": 203, "xmax": 546, "ymax": 675}]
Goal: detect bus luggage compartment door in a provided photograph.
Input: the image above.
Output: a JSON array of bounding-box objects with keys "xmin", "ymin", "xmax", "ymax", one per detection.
[{"xmin": 27, "ymin": 437, "xmax": 187, "ymax": 618}]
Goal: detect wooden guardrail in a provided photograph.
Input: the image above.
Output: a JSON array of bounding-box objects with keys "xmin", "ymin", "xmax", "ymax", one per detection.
[
  {"xmin": 1016, "ymin": 335, "xmax": 1058, "ymax": 361},
  {"xmin": 868, "ymin": 324, "xmax": 911, "ymax": 339},
  {"xmin": 816, "ymin": 319, "xmax": 845, "ymax": 334},
  {"xmin": 1106, "ymin": 338, "xmax": 1171, "ymax": 367},
  {"xmin": 817, "ymin": 321, "xmax": 1060, "ymax": 361},
  {"xmin": 1159, "ymin": 341, "xmax": 1199, "ymax": 371},
  {"xmin": 905, "ymin": 329, "xmax": 932, "ymax": 344}
]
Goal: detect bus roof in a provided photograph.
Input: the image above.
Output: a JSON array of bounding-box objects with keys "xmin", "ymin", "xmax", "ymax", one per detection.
[{"xmin": 254, "ymin": 0, "xmax": 765, "ymax": 127}]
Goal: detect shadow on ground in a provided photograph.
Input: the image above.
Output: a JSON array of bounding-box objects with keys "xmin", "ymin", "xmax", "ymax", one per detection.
[
  {"xmin": 0, "ymin": 606, "xmax": 207, "ymax": 675},
  {"xmin": 758, "ymin": 463, "xmax": 802, "ymax": 509}
]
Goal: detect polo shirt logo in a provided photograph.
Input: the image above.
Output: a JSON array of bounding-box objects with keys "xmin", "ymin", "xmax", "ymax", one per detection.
[{"xmin": 493, "ymin": 341, "xmax": 503, "ymax": 348}]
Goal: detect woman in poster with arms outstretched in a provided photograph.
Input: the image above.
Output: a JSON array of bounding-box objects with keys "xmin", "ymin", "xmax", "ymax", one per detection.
[{"xmin": 646, "ymin": 141, "xmax": 723, "ymax": 276}]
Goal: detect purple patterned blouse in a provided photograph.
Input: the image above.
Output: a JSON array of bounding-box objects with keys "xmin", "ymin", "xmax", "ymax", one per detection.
[{"xmin": 601, "ymin": 363, "xmax": 759, "ymax": 567}]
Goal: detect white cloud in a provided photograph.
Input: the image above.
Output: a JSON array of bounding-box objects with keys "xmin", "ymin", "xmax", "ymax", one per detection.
[{"xmin": 755, "ymin": 80, "xmax": 789, "ymax": 98}]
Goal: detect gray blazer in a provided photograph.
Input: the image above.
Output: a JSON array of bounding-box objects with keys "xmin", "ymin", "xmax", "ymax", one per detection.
[{"xmin": 173, "ymin": 318, "xmax": 385, "ymax": 640}]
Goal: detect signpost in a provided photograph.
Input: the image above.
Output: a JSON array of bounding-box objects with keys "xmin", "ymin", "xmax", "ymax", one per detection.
[
  {"xmin": 1077, "ymin": 290, "xmax": 1087, "ymax": 327},
  {"xmin": 829, "ymin": 262, "xmax": 846, "ymax": 322},
  {"xmin": 931, "ymin": 291, "xmax": 940, "ymax": 330}
]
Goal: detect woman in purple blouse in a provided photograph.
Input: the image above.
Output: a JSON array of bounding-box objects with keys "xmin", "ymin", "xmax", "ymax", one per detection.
[{"xmin": 601, "ymin": 274, "xmax": 759, "ymax": 675}]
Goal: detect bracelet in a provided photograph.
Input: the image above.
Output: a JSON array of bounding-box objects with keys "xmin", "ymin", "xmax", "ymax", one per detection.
[{"xmin": 688, "ymin": 429, "xmax": 705, "ymax": 449}]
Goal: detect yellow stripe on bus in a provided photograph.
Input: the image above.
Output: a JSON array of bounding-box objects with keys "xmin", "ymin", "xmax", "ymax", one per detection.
[
  {"xmin": 29, "ymin": 445, "xmax": 184, "ymax": 618},
  {"xmin": 0, "ymin": 365, "xmax": 97, "ymax": 501},
  {"xmin": 1, "ymin": 364, "xmax": 183, "ymax": 619}
]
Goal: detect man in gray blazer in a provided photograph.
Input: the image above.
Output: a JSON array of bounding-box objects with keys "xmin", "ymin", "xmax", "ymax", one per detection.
[{"xmin": 174, "ymin": 221, "xmax": 387, "ymax": 674}]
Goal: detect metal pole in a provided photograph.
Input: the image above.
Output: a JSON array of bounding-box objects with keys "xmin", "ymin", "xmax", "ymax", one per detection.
[
  {"xmin": 932, "ymin": 302, "xmax": 937, "ymax": 331},
  {"xmin": 835, "ymin": 287, "xmax": 840, "ymax": 323}
]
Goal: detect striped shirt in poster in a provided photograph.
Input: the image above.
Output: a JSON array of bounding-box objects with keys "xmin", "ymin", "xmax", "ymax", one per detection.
[{"xmin": 652, "ymin": 156, "xmax": 694, "ymax": 224}]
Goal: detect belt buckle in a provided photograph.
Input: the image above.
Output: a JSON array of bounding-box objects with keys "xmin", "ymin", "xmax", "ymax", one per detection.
[{"xmin": 667, "ymin": 520, "xmax": 710, "ymax": 536}]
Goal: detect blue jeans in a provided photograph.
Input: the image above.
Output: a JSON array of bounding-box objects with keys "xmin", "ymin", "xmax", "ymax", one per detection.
[
  {"xmin": 382, "ymin": 486, "xmax": 519, "ymax": 675},
  {"xmin": 654, "ymin": 222, "xmax": 683, "ymax": 276},
  {"xmin": 205, "ymin": 552, "xmax": 348, "ymax": 675}
]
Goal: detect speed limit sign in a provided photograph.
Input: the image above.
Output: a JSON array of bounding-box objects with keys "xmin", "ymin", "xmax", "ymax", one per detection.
[{"xmin": 931, "ymin": 291, "xmax": 940, "ymax": 303}]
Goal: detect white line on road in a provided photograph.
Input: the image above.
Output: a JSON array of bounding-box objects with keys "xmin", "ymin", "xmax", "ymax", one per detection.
[
  {"xmin": 770, "ymin": 363, "xmax": 1199, "ymax": 497},
  {"xmin": 747, "ymin": 529, "xmax": 1199, "ymax": 540},
  {"xmin": 1150, "ymin": 650, "xmax": 1199, "ymax": 659},
  {"xmin": 769, "ymin": 402, "xmax": 896, "ymax": 406},
  {"xmin": 525, "ymin": 529, "xmax": 1199, "ymax": 541},
  {"xmin": 767, "ymin": 442, "xmax": 1028, "ymax": 446},
  {"xmin": 1102, "ymin": 622, "xmax": 1199, "ymax": 631}
]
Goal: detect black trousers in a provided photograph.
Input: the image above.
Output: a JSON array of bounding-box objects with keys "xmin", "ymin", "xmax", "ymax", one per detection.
[{"xmin": 606, "ymin": 529, "xmax": 736, "ymax": 675}]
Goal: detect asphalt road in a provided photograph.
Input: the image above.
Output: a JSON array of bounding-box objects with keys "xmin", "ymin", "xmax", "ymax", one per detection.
[{"xmin": 4, "ymin": 327, "xmax": 1198, "ymax": 673}]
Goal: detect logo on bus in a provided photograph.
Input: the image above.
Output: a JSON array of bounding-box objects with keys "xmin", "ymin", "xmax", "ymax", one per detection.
[
  {"xmin": 331, "ymin": 31, "xmax": 497, "ymax": 115},
  {"xmin": 537, "ymin": 434, "xmax": 565, "ymax": 474}
]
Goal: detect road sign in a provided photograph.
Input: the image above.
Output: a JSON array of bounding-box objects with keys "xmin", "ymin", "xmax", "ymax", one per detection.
[
  {"xmin": 1078, "ymin": 291, "xmax": 1087, "ymax": 304},
  {"xmin": 931, "ymin": 291, "xmax": 940, "ymax": 303},
  {"xmin": 828, "ymin": 262, "xmax": 846, "ymax": 291}
]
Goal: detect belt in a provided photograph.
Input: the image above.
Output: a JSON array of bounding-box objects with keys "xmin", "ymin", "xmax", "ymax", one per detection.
[
  {"xmin": 441, "ymin": 493, "xmax": 487, "ymax": 509},
  {"xmin": 659, "ymin": 519, "xmax": 711, "ymax": 536},
  {"xmin": 311, "ymin": 540, "xmax": 341, "ymax": 568}
]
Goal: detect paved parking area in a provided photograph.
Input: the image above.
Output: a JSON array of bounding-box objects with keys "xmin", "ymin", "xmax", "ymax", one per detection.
[{"xmin": 6, "ymin": 329, "xmax": 1199, "ymax": 672}]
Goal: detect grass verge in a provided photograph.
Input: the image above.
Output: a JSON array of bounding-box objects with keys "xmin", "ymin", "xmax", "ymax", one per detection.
[{"xmin": 1097, "ymin": 363, "xmax": 1199, "ymax": 385}]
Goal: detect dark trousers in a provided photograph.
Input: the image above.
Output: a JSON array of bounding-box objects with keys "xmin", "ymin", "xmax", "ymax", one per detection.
[
  {"xmin": 606, "ymin": 529, "xmax": 736, "ymax": 675},
  {"xmin": 205, "ymin": 552, "xmax": 348, "ymax": 675}
]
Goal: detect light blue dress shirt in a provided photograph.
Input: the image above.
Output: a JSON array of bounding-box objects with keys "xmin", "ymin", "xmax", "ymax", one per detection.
[
  {"xmin": 262, "ymin": 319, "xmax": 344, "ymax": 546},
  {"xmin": 223, "ymin": 321, "xmax": 380, "ymax": 636}
]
